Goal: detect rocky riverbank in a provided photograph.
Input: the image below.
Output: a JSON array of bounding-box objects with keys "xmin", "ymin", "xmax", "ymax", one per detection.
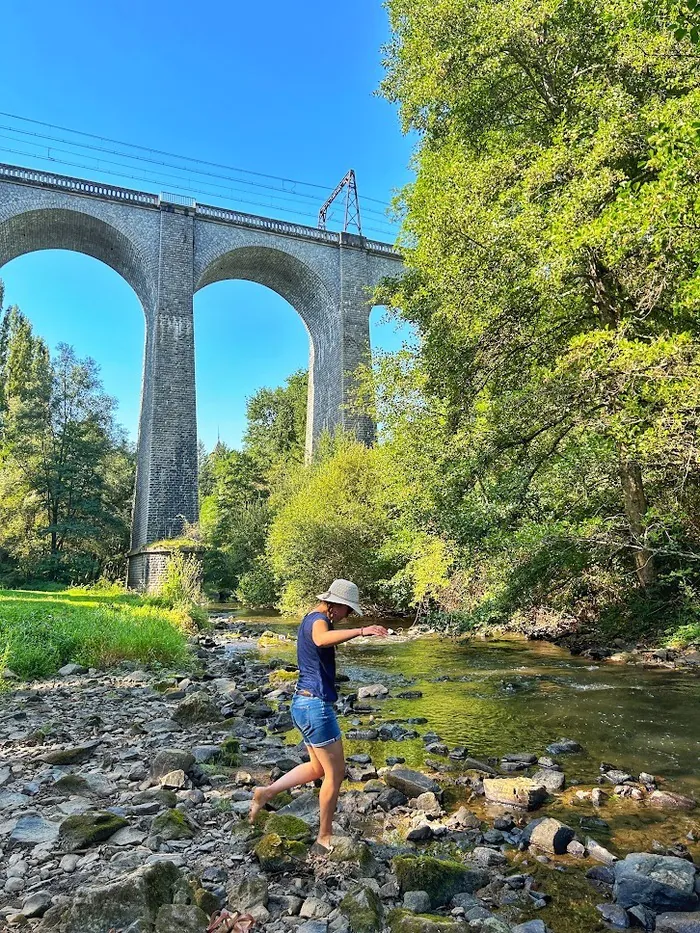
[{"xmin": 0, "ymin": 616, "xmax": 698, "ymax": 933}]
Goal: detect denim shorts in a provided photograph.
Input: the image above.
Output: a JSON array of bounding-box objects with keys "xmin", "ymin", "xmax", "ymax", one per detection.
[{"xmin": 291, "ymin": 694, "xmax": 341, "ymax": 748}]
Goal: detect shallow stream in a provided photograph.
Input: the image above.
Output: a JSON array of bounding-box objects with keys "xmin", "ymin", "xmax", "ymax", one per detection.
[{"xmin": 222, "ymin": 610, "xmax": 700, "ymax": 863}]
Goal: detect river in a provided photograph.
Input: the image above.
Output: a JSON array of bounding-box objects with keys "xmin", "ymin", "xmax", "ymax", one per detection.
[{"xmin": 220, "ymin": 609, "xmax": 700, "ymax": 864}]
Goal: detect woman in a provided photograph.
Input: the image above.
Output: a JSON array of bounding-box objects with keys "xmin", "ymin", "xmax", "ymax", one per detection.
[{"xmin": 249, "ymin": 579, "xmax": 388, "ymax": 852}]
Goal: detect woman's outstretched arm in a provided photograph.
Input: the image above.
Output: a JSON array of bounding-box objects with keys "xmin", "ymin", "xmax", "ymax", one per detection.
[{"xmin": 312, "ymin": 618, "xmax": 389, "ymax": 647}]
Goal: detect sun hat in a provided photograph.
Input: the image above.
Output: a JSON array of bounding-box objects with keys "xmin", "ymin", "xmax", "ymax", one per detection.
[{"xmin": 317, "ymin": 579, "xmax": 363, "ymax": 616}]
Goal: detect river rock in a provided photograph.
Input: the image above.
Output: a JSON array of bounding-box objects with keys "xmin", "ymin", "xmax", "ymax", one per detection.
[
  {"xmin": 597, "ymin": 904, "xmax": 630, "ymax": 928},
  {"xmin": 587, "ymin": 838, "xmax": 618, "ymax": 864},
  {"xmin": 58, "ymin": 663, "xmax": 88, "ymax": 677},
  {"xmin": 340, "ymin": 883, "xmax": 383, "ymax": 932},
  {"xmin": 22, "ymin": 891, "xmax": 52, "ymax": 918},
  {"xmin": 403, "ymin": 890, "xmax": 431, "ymax": 912},
  {"xmin": 386, "ymin": 768, "xmax": 442, "ymax": 801},
  {"xmin": 149, "ymin": 748, "xmax": 195, "ymax": 781},
  {"xmin": 531, "ymin": 768, "xmax": 565, "ymax": 793},
  {"xmin": 154, "ymin": 904, "xmax": 210, "ymax": 932},
  {"xmin": 37, "ymin": 860, "xmax": 182, "ymax": 932},
  {"xmin": 228, "ymin": 874, "xmax": 269, "ymax": 911},
  {"xmin": 172, "ymin": 691, "xmax": 222, "ymax": 725},
  {"xmin": 59, "ymin": 810, "xmax": 129, "ymax": 852},
  {"xmin": 11, "ymin": 815, "xmax": 60, "ymax": 845},
  {"xmin": 377, "ymin": 787, "xmax": 408, "ymax": 811},
  {"xmin": 393, "ymin": 855, "xmax": 490, "ymax": 907},
  {"xmin": 41, "ymin": 741, "xmax": 100, "ymax": 765},
  {"xmin": 613, "ymin": 853, "xmax": 699, "ymax": 911},
  {"xmin": 254, "ymin": 832, "xmax": 308, "ymax": 871},
  {"xmin": 655, "ymin": 914, "xmax": 700, "ymax": 932},
  {"xmin": 357, "ymin": 684, "xmax": 389, "ymax": 699},
  {"xmin": 649, "ymin": 790, "xmax": 697, "ymax": 810},
  {"xmin": 545, "ymin": 738, "xmax": 582, "ymax": 755},
  {"xmin": 151, "ymin": 808, "xmax": 195, "ymax": 840},
  {"xmin": 483, "ymin": 777, "xmax": 547, "ymax": 810},
  {"xmin": 525, "ymin": 817, "xmax": 575, "ymax": 854},
  {"xmin": 512, "ymin": 922, "xmax": 549, "ymax": 933}
]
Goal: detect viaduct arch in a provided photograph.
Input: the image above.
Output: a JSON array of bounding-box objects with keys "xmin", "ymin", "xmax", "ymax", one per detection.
[{"xmin": 0, "ymin": 164, "xmax": 403, "ymax": 589}]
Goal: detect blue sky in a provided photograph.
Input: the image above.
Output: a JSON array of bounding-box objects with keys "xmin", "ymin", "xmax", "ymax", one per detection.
[{"xmin": 0, "ymin": 0, "xmax": 414, "ymax": 448}]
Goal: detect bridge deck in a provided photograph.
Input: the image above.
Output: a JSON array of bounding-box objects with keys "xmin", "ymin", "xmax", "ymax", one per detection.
[{"xmin": 0, "ymin": 162, "xmax": 400, "ymax": 258}]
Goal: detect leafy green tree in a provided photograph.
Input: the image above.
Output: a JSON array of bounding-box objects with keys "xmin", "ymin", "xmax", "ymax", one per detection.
[
  {"xmin": 379, "ymin": 0, "xmax": 700, "ymax": 627},
  {"xmin": 0, "ymin": 301, "xmax": 134, "ymax": 581}
]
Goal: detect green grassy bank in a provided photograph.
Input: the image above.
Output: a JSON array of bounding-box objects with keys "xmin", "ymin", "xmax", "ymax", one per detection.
[{"xmin": 0, "ymin": 586, "xmax": 193, "ymax": 681}]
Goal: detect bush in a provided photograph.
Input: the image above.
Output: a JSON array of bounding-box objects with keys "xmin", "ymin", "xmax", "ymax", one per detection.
[
  {"xmin": 268, "ymin": 436, "xmax": 400, "ymax": 614},
  {"xmin": 236, "ymin": 557, "xmax": 278, "ymax": 608}
]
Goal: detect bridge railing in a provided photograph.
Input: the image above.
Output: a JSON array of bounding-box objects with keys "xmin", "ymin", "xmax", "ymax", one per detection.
[
  {"xmin": 0, "ymin": 162, "xmax": 160, "ymax": 206},
  {"xmin": 0, "ymin": 162, "xmax": 401, "ymax": 257},
  {"xmin": 196, "ymin": 203, "xmax": 341, "ymax": 244}
]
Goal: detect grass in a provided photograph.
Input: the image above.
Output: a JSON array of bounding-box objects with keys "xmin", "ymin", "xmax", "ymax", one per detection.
[{"xmin": 0, "ymin": 585, "xmax": 193, "ymax": 680}]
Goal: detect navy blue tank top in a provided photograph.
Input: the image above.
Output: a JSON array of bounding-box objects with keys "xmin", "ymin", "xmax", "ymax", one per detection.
[{"xmin": 296, "ymin": 611, "xmax": 337, "ymax": 702}]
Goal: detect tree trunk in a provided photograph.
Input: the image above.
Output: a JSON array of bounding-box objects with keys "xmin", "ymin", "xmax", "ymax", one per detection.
[{"xmin": 619, "ymin": 456, "xmax": 656, "ymax": 588}]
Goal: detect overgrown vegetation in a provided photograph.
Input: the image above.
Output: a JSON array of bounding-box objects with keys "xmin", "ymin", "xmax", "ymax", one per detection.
[{"xmin": 0, "ymin": 585, "xmax": 192, "ymax": 680}]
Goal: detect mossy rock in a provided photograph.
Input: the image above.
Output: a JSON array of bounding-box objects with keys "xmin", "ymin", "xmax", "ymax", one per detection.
[
  {"xmin": 154, "ymin": 903, "xmax": 211, "ymax": 932},
  {"xmin": 219, "ymin": 737, "xmax": 240, "ymax": 767},
  {"xmin": 254, "ymin": 832, "xmax": 308, "ymax": 871},
  {"xmin": 340, "ymin": 884, "xmax": 384, "ymax": 933},
  {"xmin": 330, "ymin": 836, "xmax": 377, "ymax": 874},
  {"xmin": 151, "ymin": 808, "xmax": 195, "ymax": 841},
  {"xmin": 261, "ymin": 812, "xmax": 312, "ymax": 842},
  {"xmin": 392, "ymin": 856, "xmax": 490, "ymax": 908},
  {"xmin": 59, "ymin": 811, "xmax": 129, "ymax": 852},
  {"xmin": 173, "ymin": 692, "xmax": 223, "ymax": 725},
  {"xmin": 132, "ymin": 788, "xmax": 178, "ymax": 808},
  {"xmin": 53, "ymin": 774, "xmax": 90, "ymax": 795},
  {"xmin": 268, "ymin": 669, "xmax": 298, "ymax": 687},
  {"xmin": 190, "ymin": 883, "xmax": 221, "ymax": 917},
  {"xmin": 387, "ymin": 910, "xmax": 469, "ymax": 933},
  {"xmin": 267, "ymin": 790, "xmax": 294, "ymax": 810}
]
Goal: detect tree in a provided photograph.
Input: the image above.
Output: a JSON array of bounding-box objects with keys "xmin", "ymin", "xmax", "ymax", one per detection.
[
  {"xmin": 0, "ymin": 300, "xmax": 135, "ymax": 581},
  {"xmin": 379, "ymin": 0, "xmax": 700, "ymax": 625}
]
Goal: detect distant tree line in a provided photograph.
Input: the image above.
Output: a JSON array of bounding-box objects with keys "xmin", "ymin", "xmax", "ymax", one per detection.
[{"xmin": 0, "ymin": 283, "xmax": 134, "ymax": 585}]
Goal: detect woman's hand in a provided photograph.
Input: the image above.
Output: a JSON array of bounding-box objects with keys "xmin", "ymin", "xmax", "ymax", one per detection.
[{"xmin": 360, "ymin": 624, "xmax": 390, "ymax": 638}]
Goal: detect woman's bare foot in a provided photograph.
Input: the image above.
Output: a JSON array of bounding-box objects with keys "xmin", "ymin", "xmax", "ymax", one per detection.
[
  {"xmin": 248, "ymin": 786, "xmax": 271, "ymax": 823},
  {"xmin": 311, "ymin": 835, "xmax": 333, "ymax": 853}
]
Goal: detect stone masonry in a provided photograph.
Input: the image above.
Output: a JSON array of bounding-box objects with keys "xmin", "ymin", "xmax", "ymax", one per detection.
[{"xmin": 0, "ymin": 164, "xmax": 402, "ymax": 589}]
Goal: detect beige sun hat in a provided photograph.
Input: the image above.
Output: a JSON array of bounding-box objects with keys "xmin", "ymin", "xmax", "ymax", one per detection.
[{"xmin": 317, "ymin": 579, "xmax": 363, "ymax": 616}]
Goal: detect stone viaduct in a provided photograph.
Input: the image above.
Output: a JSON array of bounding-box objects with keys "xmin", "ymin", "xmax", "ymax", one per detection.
[{"xmin": 0, "ymin": 163, "xmax": 402, "ymax": 589}]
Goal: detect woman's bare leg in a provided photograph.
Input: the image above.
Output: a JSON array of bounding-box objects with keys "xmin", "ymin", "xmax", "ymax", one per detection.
[
  {"xmin": 249, "ymin": 746, "xmax": 324, "ymax": 822},
  {"xmin": 309, "ymin": 738, "xmax": 345, "ymax": 847}
]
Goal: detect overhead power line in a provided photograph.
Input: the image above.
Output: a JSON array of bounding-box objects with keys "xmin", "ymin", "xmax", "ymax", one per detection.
[
  {"xmin": 0, "ymin": 111, "xmax": 395, "ymax": 209},
  {"xmin": 0, "ymin": 143, "xmax": 396, "ymax": 240}
]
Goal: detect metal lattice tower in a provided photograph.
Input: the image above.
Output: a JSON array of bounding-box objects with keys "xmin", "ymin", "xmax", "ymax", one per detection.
[{"xmin": 318, "ymin": 169, "xmax": 362, "ymax": 235}]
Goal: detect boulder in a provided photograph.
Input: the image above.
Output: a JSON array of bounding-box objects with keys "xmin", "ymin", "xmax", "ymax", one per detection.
[
  {"xmin": 378, "ymin": 787, "xmax": 409, "ymax": 811},
  {"xmin": 151, "ymin": 808, "xmax": 195, "ymax": 841},
  {"xmin": 11, "ymin": 816, "xmax": 60, "ymax": 845},
  {"xmin": 403, "ymin": 891, "xmax": 431, "ymax": 912},
  {"xmin": 392, "ymin": 855, "xmax": 490, "ymax": 907},
  {"xmin": 525, "ymin": 817, "xmax": 575, "ymax": 855},
  {"xmin": 545, "ymin": 738, "xmax": 582, "ymax": 755},
  {"xmin": 655, "ymin": 914, "xmax": 700, "ymax": 932},
  {"xmin": 483, "ymin": 777, "xmax": 547, "ymax": 810},
  {"xmin": 260, "ymin": 812, "xmax": 313, "ymax": 842},
  {"xmin": 613, "ymin": 853, "xmax": 698, "ymax": 911},
  {"xmin": 531, "ymin": 768, "xmax": 565, "ymax": 793},
  {"xmin": 154, "ymin": 904, "xmax": 210, "ymax": 932},
  {"xmin": 388, "ymin": 913, "xmax": 469, "ymax": 933},
  {"xmin": 59, "ymin": 811, "xmax": 128, "ymax": 852},
  {"xmin": 596, "ymin": 904, "xmax": 630, "ymax": 928},
  {"xmin": 254, "ymin": 832, "xmax": 308, "ymax": 872},
  {"xmin": 41, "ymin": 741, "xmax": 100, "ymax": 765},
  {"xmin": 22, "ymin": 891, "xmax": 53, "ymax": 919},
  {"xmin": 149, "ymin": 748, "xmax": 195, "ymax": 781},
  {"xmin": 340, "ymin": 884, "xmax": 384, "ymax": 933},
  {"xmin": 300, "ymin": 897, "xmax": 332, "ymax": 919},
  {"xmin": 586, "ymin": 837, "xmax": 618, "ymax": 864},
  {"xmin": 172, "ymin": 692, "xmax": 222, "ymax": 725},
  {"xmin": 37, "ymin": 860, "xmax": 182, "ymax": 932},
  {"xmin": 512, "ymin": 922, "xmax": 549, "ymax": 933},
  {"xmin": 58, "ymin": 663, "xmax": 88, "ymax": 677},
  {"xmin": 649, "ymin": 790, "xmax": 696, "ymax": 810},
  {"xmin": 227, "ymin": 874, "xmax": 269, "ymax": 911},
  {"xmin": 386, "ymin": 769, "xmax": 442, "ymax": 801},
  {"xmin": 357, "ymin": 684, "xmax": 389, "ymax": 699}
]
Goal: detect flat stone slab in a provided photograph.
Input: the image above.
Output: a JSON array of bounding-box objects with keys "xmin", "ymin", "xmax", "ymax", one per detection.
[
  {"xmin": 655, "ymin": 913, "xmax": 700, "ymax": 933},
  {"xmin": 11, "ymin": 815, "xmax": 60, "ymax": 845},
  {"xmin": 386, "ymin": 768, "xmax": 442, "ymax": 801},
  {"xmin": 613, "ymin": 853, "xmax": 698, "ymax": 911},
  {"xmin": 483, "ymin": 777, "xmax": 547, "ymax": 810}
]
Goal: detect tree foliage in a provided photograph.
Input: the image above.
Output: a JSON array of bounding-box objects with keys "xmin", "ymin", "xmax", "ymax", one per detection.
[
  {"xmin": 375, "ymin": 0, "xmax": 700, "ymax": 633},
  {"xmin": 0, "ymin": 291, "xmax": 135, "ymax": 583}
]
